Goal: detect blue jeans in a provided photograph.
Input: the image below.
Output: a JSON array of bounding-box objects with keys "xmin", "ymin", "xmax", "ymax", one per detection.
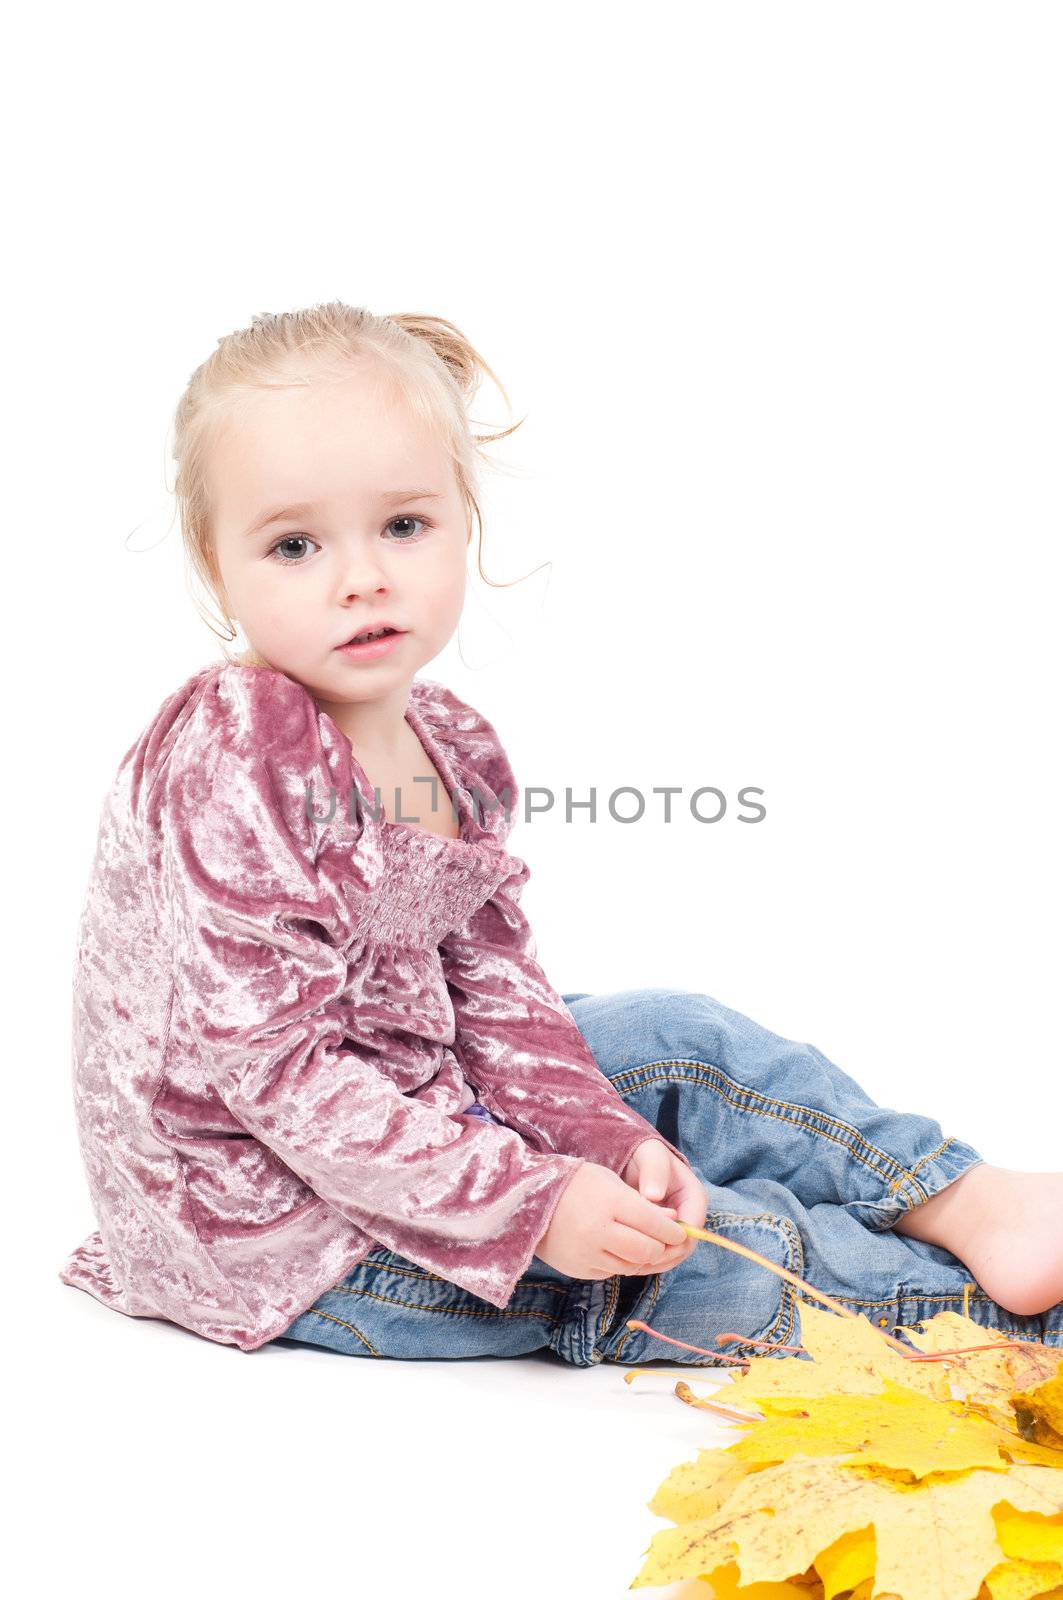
[{"xmin": 272, "ymin": 987, "xmax": 1063, "ymax": 1365}]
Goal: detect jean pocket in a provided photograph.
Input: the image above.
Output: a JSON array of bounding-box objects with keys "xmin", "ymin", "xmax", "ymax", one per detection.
[{"xmin": 599, "ymin": 1209, "xmax": 805, "ymax": 1367}]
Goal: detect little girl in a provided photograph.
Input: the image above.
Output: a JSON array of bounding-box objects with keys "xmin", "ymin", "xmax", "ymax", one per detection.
[{"xmin": 59, "ymin": 303, "xmax": 1063, "ymax": 1366}]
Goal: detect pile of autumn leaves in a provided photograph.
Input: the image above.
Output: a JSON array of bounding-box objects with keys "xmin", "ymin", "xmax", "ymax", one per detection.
[{"xmin": 631, "ymin": 1299, "xmax": 1063, "ymax": 1600}]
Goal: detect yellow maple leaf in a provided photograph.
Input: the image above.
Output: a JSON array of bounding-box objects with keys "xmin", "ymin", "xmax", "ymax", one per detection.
[
  {"xmin": 796, "ymin": 1511, "xmax": 1063, "ymax": 1600},
  {"xmin": 983, "ymin": 1554, "xmax": 1063, "ymax": 1600},
  {"xmin": 721, "ymin": 1301, "xmax": 952, "ymax": 1408},
  {"xmin": 995, "ymin": 1502, "xmax": 1063, "ymax": 1565},
  {"xmin": 729, "ymin": 1379, "xmax": 1023, "ymax": 1477},
  {"xmin": 899, "ymin": 1311, "xmax": 1062, "ymax": 1418},
  {"xmin": 696, "ymin": 1558, "xmax": 826, "ymax": 1598},
  {"xmin": 812, "ymin": 1524, "xmax": 876, "ymax": 1599},
  {"xmin": 648, "ymin": 1450, "xmax": 752, "ymax": 1525},
  {"xmin": 632, "ymin": 1454, "xmax": 1063, "ymax": 1600},
  {"xmin": 736, "ymin": 1379, "xmax": 1063, "ymax": 1476},
  {"xmin": 665, "ymin": 1520, "xmax": 1063, "ymax": 1599},
  {"xmin": 672, "ymin": 1303, "xmax": 1062, "ymax": 1472},
  {"xmin": 630, "ymin": 1283, "xmax": 1063, "ymax": 1598},
  {"xmin": 1012, "ymin": 1375, "xmax": 1063, "ymax": 1453}
]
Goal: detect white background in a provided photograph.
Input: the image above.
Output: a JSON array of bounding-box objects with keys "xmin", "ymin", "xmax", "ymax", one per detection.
[{"xmin": 8, "ymin": 3, "xmax": 1060, "ymax": 1597}]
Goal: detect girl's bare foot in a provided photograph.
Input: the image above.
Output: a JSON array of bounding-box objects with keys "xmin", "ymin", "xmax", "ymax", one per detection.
[{"xmin": 892, "ymin": 1162, "xmax": 1063, "ymax": 1318}]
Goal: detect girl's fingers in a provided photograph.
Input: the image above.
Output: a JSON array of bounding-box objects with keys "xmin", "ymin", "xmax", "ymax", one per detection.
[
  {"xmin": 605, "ymin": 1222, "xmax": 697, "ymax": 1273},
  {"xmin": 608, "ymin": 1221, "xmax": 670, "ymax": 1264},
  {"xmin": 600, "ymin": 1242, "xmax": 691, "ymax": 1275},
  {"xmin": 616, "ymin": 1188, "xmax": 688, "ymax": 1247},
  {"xmin": 673, "ymin": 1185, "xmax": 709, "ymax": 1231}
]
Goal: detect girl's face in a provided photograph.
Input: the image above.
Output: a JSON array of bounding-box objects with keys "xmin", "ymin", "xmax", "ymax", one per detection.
[{"xmin": 207, "ymin": 363, "xmax": 469, "ymax": 708}]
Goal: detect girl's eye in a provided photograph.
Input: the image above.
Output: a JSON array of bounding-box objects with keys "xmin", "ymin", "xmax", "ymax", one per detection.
[
  {"xmin": 268, "ymin": 535, "xmax": 319, "ymax": 564},
  {"xmin": 267, "ymin": 518, "xmax": 430, "ymax": 564},
  {"xmin": 385, "ymin": 515, "xmax": 429, "ymax": 542}
]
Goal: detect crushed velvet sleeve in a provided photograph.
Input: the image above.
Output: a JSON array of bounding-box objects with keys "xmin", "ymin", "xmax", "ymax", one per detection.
[{"xmin": 158, "ymin": 670, "xmax": 594, "ymax": 1310}]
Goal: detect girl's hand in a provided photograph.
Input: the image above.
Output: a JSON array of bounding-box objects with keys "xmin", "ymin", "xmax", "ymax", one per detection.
[
  {"xmin": 619, "ymin": 1138, "xmax": 709, "ymax": 1271},
  {"xmin": 533, "ymin": 1162, "xmax": 696, "ymax": 1282}
]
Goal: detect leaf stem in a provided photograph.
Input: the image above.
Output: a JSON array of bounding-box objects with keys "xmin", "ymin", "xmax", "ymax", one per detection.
[
  {"xmin": 677, "ymin": 1221, "xmax": 920, "ymax": 1356},
  {"xmin": 624, "ymin": 1225, "xmax": 1051, "ymax": 1368}
]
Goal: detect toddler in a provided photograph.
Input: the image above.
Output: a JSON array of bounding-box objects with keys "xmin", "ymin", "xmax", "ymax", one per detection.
[{"xmin": 59, "ymin": 303, "xmax": 1063, "ymax": 1366}]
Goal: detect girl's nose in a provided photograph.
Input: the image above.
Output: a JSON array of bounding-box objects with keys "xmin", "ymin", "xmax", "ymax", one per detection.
[
  {"xmin": 340, "ymin": 578, "xmax": 389, "ymax": 603},
  {"xmin": 336, "ymin": 542, "xmax": 391, "ymax": 599}
]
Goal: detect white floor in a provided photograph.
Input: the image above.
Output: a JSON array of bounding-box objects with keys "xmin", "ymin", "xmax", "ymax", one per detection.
[{"xmin": 36, "ymin": 1282, "xmax": 739, "ymax": 1600}]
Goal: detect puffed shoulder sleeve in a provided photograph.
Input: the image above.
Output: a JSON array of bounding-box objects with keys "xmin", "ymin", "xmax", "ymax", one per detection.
[
  {"xmin": 428, "ymin": 687, "xmax": 693, "ymax": 1179},
  {"xmin": 152, "ymin": 666, "xmax": 592, "ymax": 1310}
]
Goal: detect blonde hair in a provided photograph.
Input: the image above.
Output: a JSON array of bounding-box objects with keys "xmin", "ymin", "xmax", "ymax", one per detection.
[{"xmin": 170, "ymin": 302, "xmax": 532, "ymax": 666}]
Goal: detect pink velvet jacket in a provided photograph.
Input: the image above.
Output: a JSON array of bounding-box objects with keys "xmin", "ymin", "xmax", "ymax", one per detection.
[{"xmin": 58, "ymin": 661, "xmax": 689, "ymax": 1352}]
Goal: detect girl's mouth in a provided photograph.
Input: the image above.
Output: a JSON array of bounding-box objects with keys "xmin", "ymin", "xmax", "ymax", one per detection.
[{"xmin": 336, "ymin": 627, "xmax": 404, "ymax": 662}]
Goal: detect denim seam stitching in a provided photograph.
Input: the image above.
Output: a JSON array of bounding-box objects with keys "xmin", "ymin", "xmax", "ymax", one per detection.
[
  {"xmin": 895, "ymin": 1289, "xmax": 996, "ymax": 1306},
  {"xmin": 609, "ymin": 1057, "xmax": 923, "ymax": 1184},
  {"xmin": 608, "ymin": 1058, "xmax": 946, "ymax": 1204},
  {"xmin": 904, "ymin": 1138, "xmax": 956, "ymax": 1183},
  {"xmin": 752, "ymin": 1213, "xmax": 802, "ymax": 1355},
  {"xmin": 794, "ymin": 1290, "xmax": 904, "ymax": 1308},
  {"xmin": 611, "ymin": 1271, "xmax": 662, "ymax": 1362},
  {"xmin": 361, "ymin": 1257, "xmax": 570, "ymax": 1299},
  {"xmin": 326, "ymin": 1284, "xmax": 565, "ymax": 1325},
  {"xmin": 567, "ymin": 1281, "xmax": 596, "ymax": 1366},
  {"xmin": 302, "ymin": 1307, "xmax": 382, "ymax": 1356},
  {"xmin": 595, "ymin": 1275, "xmax": 620, "ymax": 1352}
]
